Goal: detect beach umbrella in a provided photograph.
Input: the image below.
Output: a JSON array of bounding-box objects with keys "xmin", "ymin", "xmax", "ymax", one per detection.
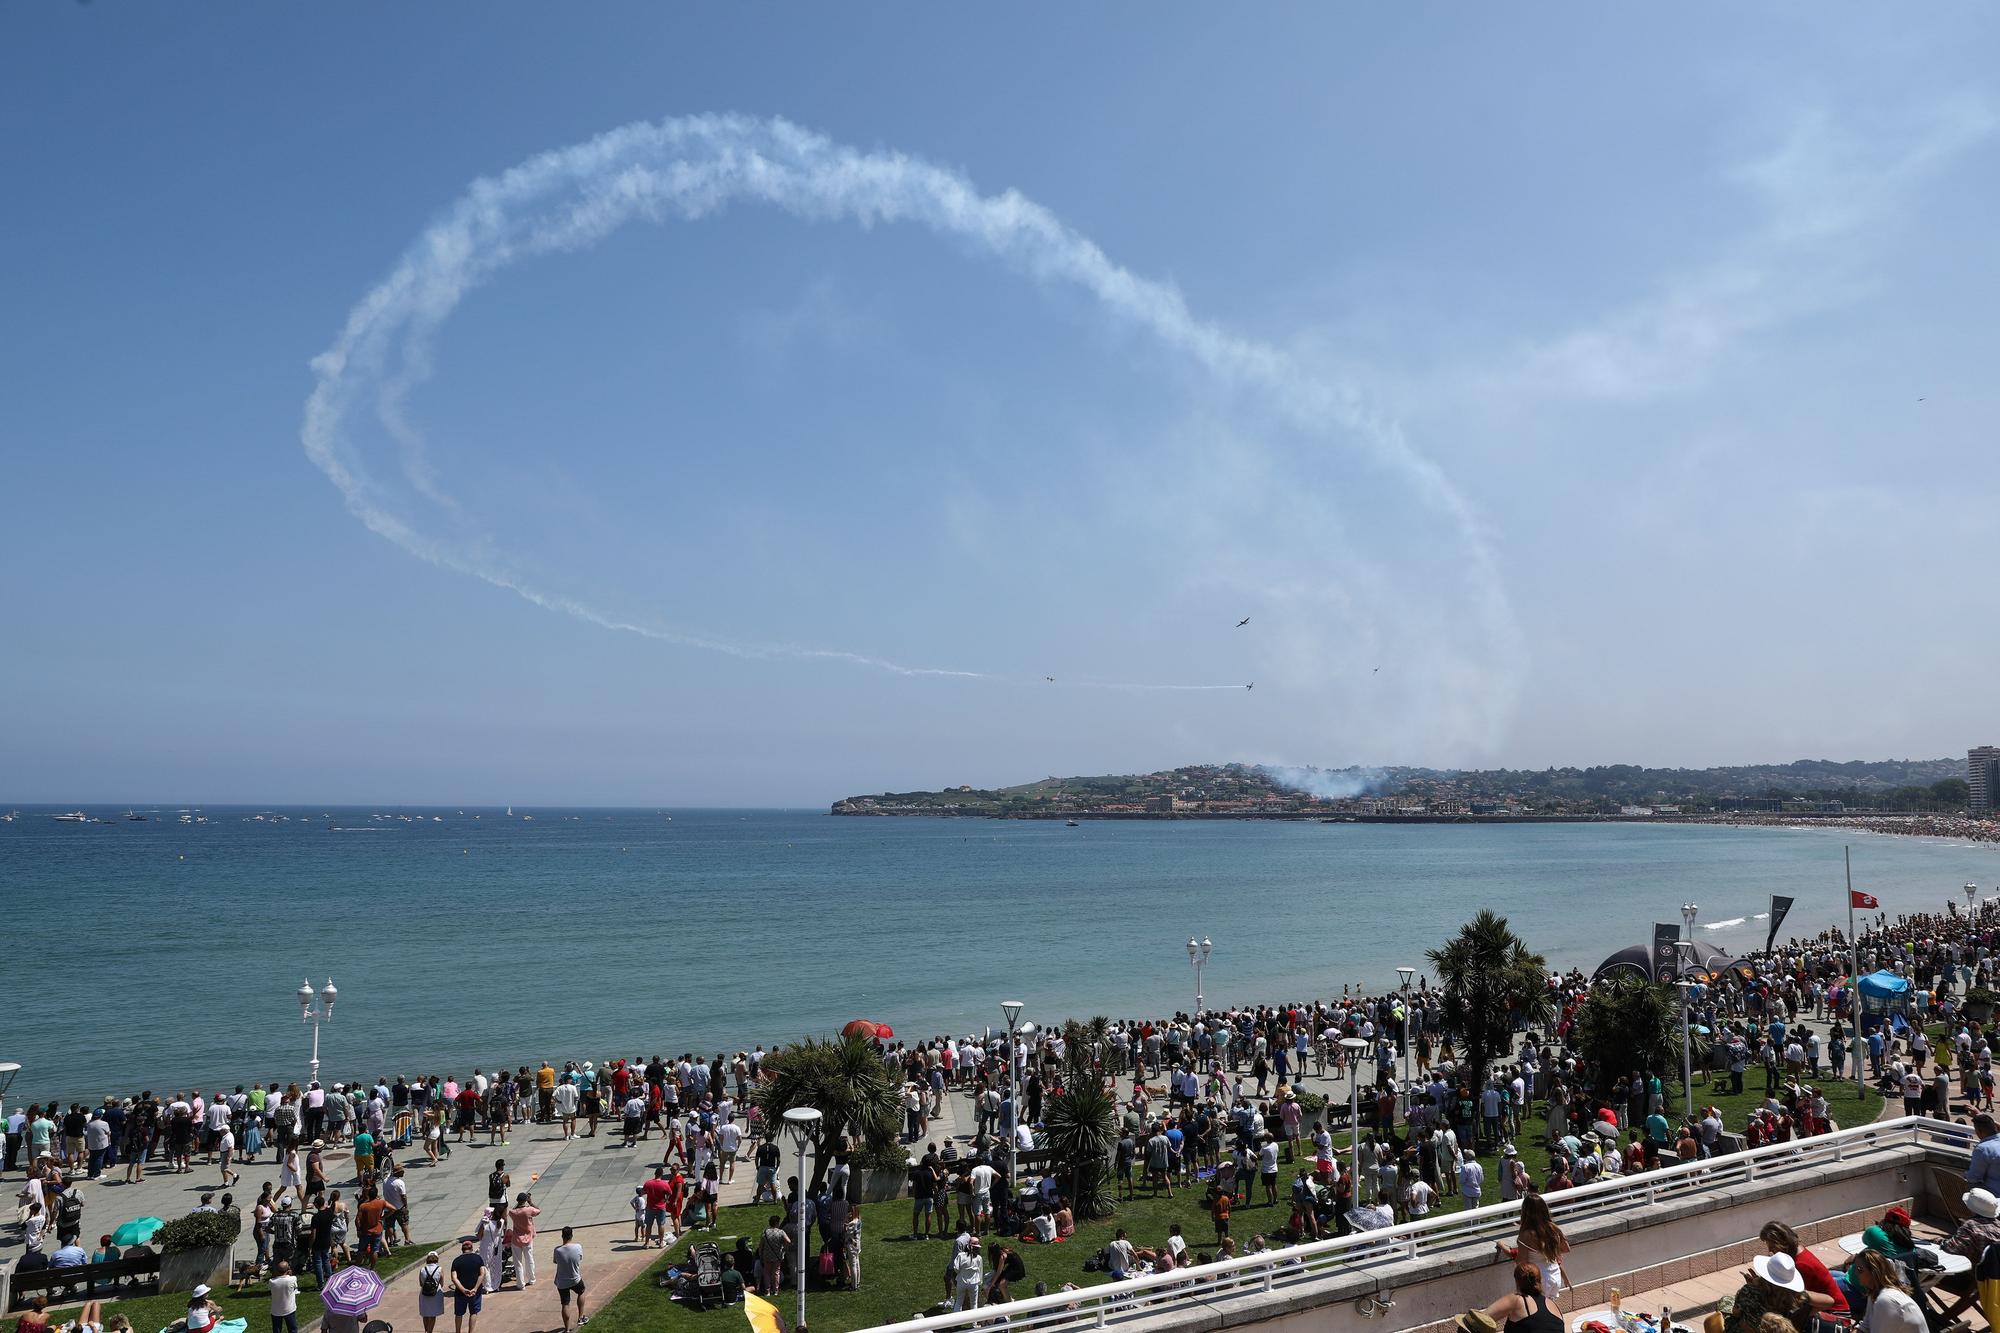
[
  {"xmin": 840, "ymin": 1019, "xmax": 876, "ymax": 1039},
  {"xmin": 320, "ymin": 1265, "xmax": 387, "ymax": 1318},
  {"xmin": 743, "ymin": 1292, "xmax": 784, "ymax": 1333},
  {"xmin": 110, "ymin": 1216, "xmax": 164, "ymax": 1246},
  {"xmin": 872, "ymin": 1022, "xmax": 894, "ymax": 1039}
]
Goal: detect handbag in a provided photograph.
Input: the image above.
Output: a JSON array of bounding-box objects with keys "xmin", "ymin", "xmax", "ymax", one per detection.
[{"xmin": 817, "ymin": 1247, "xmax": 835, "ymax": 1278}]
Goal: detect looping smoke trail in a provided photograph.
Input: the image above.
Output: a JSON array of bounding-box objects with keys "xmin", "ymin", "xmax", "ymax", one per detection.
[{"xmin": 302, "ymin": 113, "xmax": 1519, "ymax": 702}]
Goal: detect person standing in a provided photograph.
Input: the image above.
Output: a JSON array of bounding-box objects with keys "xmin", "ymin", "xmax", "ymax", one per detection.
[
  {"xmin": 553, "ymin": 1228, "xmax": 586, "ymax": 1331},
  {"xmin": 383, "ymin": 1165, "xmax": 413, "ymax": 1248},
  {"xmin": 415, "ymin": 1252, "xmax": 446, "ymax": 1333},
  {"xmin": 450, "ymin": 1239, "xmax": 486, "ymax": 1333},
  {"xmin": 475, "ymin": 1205, "xmax": 505, "ymax": 1294},
  {"xmin": 269, "ymin": 1260, "xmax": 300, "ymax": 1333},
  {"xmin": 1458, "ymin": 1149, "xmax": 1485, "ymax": 1211},
  {"xmin": 507, "ymin": 1193, "xmax": 540, "ymax": 1288},
  {"xmin": 553, "ymin": 1080, "xmax": 579, "ymax": 1141}
]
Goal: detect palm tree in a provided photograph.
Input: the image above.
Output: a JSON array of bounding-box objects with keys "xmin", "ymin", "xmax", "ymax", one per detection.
[
  {"xmin": 1426, "ymin": 909, "xmax": 1553, "ymax": 1086},
  {"xmin": 751, "ymin": 1034, "xmax": 902, "ymax": 1190},
  {"xmin": 1569, "ymin": 975, "xmax": 1707, "ymax": 1096},
  {"xmin": 1042, "ymin": 1064, "xmax": 1119, "ymax": 1219}
]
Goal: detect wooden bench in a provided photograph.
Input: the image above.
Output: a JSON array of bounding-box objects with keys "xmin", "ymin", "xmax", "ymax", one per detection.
[{"xmin": 7, "ymin": 1252, "xmax": 162, "ymax": 1309}]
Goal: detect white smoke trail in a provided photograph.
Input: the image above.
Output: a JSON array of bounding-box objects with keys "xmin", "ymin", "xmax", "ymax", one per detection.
[
  {"xmin": 1259, "ymin": 764, "xmax": 1388, "ymax": 801},
  {"xmin": 302, "ymin": 113, "xmax": 1519, "ymax": 702}
]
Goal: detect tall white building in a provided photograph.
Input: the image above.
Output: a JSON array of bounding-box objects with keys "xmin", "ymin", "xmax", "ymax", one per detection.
[{"xmin": 1972, "ymin": 746, "xmax": 2000, "ymax": 816}]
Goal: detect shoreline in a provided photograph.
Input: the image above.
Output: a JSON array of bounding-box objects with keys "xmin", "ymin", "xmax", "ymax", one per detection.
[{"xmin": 837, "ymin": 806, "xmax": 2000, "ymax": 845}]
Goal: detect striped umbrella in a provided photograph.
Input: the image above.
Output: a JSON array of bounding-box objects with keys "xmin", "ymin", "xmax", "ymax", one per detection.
[{"xmin": 320, "ymin": 1265, "xmax": 387, "ymax": 1317}]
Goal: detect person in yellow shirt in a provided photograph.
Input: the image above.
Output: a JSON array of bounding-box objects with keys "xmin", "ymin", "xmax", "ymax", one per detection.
[{"xmin": 536, "ymin": 1065, "xmax": 557, "ymax": 1124}]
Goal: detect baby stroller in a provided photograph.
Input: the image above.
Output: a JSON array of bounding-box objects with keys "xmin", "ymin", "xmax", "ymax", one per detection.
[{"xmin": 687, "ymin": 1242, "xmax": 724, "ymax": 1310}]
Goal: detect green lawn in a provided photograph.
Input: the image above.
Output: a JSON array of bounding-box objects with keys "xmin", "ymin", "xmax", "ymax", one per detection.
[
  {"xmin": 591, "ymin": 1190, "xmax": 1249, "ymax": 1333},
  {"xmin": 4, "ymin": 1242, "xmax": 435, "ymax": 1333},
  {"xmin": 587, "ymin": 1072, "xmax": 1889, "ymax": 1333}
]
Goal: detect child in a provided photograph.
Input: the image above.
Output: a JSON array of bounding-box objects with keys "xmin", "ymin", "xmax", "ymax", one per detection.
[
  {"xmin": 630, "ymin": 1185, "xmax": 647, "ymax": 1244},
  {"xmin": 1208, "ymin": 1185, "xmax": 1231, "ymax": 1244}
]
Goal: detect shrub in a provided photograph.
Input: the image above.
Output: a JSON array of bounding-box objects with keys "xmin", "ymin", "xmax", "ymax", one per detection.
[
  {"xmin": 850, "ymin": 1142, "xmax": 910, "ymax": 1172},
  {"xmin": 157, "ymin": 1211, "xmax": 240, "ymax": 1253}
]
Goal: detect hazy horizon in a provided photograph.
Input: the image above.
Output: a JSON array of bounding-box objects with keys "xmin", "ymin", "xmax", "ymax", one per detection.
[
  {"xmin": 0, "ymin": 751, "xmax": 1970, "ymax": 809},
  {"xmin": 5, "ymin": 6, "xmax": 1997, "ymax": 807}
]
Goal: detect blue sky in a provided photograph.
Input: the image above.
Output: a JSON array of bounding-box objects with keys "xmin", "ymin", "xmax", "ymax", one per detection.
[{"xmin": 3, "ymin": 5, "xmax": 1997, "ymax": 805}]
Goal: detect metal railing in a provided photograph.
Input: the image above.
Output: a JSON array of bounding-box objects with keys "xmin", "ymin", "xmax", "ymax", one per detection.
[{"xmin": 861, "ymin": 1115, "xmax": 1972, "ymax": 1333}]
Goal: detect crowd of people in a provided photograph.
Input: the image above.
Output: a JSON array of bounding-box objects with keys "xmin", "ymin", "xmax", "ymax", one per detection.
[{"xmin": 14, "ymin": 898, "xmax": 2000, "ymax": 1327}]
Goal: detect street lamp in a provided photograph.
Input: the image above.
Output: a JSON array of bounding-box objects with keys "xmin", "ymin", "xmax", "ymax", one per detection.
[
  {"xmin": 297, "ymin": 978, "xmax": 336, "ymax": 1086},
  {"xmin": 1188, "ymin": 938, "xmax": 1212, "ymax": 1015},
  {"xmin": 1966, "ymin": 883, "xmax": 1979, "ymax": 919},
  {"xmin": 782, "ymin": 1106, "xmax": 821, "ymax": 1332},
  {"xmin": 1001, "ymin": 1001, "xmax": 1028, "ymax": 1219},
  {"xmin": 1396, "ymin": 967, "xmax": 1416, "ymax": 1087},
  {"xmin": 1340, "ymin": 1036, "xmax": 1370, "ymax": 1205},
  {"xmin": 1673, "ymin": 939, "xmax": 1699, "ymax": 1124}
]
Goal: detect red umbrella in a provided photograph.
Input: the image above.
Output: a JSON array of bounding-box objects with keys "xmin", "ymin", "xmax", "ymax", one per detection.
[
  {"xmin": 841, "ymin": 1019, "xmax": 877, "ymax": 1039},
  {"xmin": 872, "ymin": 1022, "xmax": 894, "ymax": 1039}
]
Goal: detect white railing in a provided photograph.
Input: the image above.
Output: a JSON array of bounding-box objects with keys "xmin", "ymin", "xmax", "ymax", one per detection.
[{"xmin": 861, "ymin": 1116, "xmax": 1972, "ymax": 1333}]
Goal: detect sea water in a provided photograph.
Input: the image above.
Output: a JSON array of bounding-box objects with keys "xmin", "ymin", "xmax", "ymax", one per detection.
[{"xmin": 1, "ymin": 807, "xmax": 1993, "ymax": 1098}]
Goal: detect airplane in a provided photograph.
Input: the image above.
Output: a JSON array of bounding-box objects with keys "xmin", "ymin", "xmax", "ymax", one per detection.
[
  {"xmin": 1044, "ymin": 676, "xmax": 1055, "ymax": 682},
  {"xmin": 1236, "ymin": 616, "xmax": 1251, "ymax": 628},
  {"xmin": 1246, "ymin": 682, "xmax": 1255, "ymax": 690}
]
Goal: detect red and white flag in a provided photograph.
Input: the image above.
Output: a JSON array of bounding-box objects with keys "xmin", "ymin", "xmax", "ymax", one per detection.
[{"xmin": 1850, "ymin": 890, "xmax": 1879, "ymax": 910}]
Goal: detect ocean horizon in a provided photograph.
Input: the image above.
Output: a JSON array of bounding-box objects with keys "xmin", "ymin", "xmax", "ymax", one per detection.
[{"xmin": 3, "ymin": 806, "xmax": 1994, "ymax": 1105}]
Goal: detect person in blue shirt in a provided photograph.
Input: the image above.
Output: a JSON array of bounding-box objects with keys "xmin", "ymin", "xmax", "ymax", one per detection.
[{"xmin": 1964, "ymin": 1113, "xmax": 2000, "ymax": 1192}]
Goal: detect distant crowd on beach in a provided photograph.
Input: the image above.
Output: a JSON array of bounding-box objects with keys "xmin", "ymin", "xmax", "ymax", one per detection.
[{"xmin": 1701, "ymin": 812, "xmax": 2000, "ymax": 844}]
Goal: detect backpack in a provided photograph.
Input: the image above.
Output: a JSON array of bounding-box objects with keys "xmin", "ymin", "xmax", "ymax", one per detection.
[
  {"xmin": 419, "ymin": 1264, "xmax": 442, "ymax": 1297},
  {"xmin": 57, "ymin": 1193, "xmax": 83, "ymax": 1231},
  {"xmin": 489, "ymin": 1170, "xmax": 506, "ymax": 1198}
]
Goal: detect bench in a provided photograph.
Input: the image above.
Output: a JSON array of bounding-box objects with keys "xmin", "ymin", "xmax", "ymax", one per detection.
[{"xmin": 7, "ymin": 1252, "xmax": 162, "ymax": 1309}]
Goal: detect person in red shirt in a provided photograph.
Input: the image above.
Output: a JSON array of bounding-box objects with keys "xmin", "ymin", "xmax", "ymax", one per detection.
[
  {"xmin": 1760, "ymin": 1221, "xmax": 1846, "ymax": 1314},
  {"xmin": 639, "ymin": 1168, "xmax": 673, "ymax": 1248}
]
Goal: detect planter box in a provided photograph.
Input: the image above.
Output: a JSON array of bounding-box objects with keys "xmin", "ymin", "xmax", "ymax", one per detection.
[
  {"xmin": 159, "ymin": 1244, "xmax": 233, "ymax": 1294},
  {"xmin": 852, "ymin": 1167, "xmax": 907, "ymax": 1204}
]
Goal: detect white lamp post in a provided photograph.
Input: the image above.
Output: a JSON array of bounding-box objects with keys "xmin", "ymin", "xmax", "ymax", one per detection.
[
  {"xmin": 1966, "ymin": 883, "xmax": 1979, "ymax": 919},
  {"xmin": 1679, "ymin": 904, "xmax": 1699, "ymax": 1121},
  {"xmin": 1396, "ymin": 966, "xmax": 1416, "ymax": 1086},
  {"xmin": 1001, "ymin": 1000, "xmax": 1027, "ymax": 1217},
  {"xmin": 1188, "ymin": 937, "xmax": 1212, "ymax": 1015},
  {"xmin": 298, "ymin": 978, "xmax": 336, "ymax": 1086},
  {"xmin": 1340, "ymin": 1036, "xmax": 1370, "ymax": 1204},
  {"xmin": 782, "ymin": 1106, "xmax": 821, "ymax": 1331}
]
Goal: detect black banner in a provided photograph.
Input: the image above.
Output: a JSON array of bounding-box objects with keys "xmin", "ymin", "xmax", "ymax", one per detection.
[
  {"xmin": 1653, "ymin": 921, "xmax": 1682, "ymax": 981},
  {"xmin": 1765, "ymin": 895, "xmax": 1794, "ymax": 953}
]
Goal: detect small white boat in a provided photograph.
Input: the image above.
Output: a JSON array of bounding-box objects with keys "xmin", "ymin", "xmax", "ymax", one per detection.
[{"xmin": 52, "ymin": 811, "xmax": 90, "ymax": 822}]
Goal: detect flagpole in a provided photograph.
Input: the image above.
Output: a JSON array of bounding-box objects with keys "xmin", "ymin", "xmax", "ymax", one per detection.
[{"xmin": 1848, "ymin": 845, "xmax": 1863, "ymax": 1104}]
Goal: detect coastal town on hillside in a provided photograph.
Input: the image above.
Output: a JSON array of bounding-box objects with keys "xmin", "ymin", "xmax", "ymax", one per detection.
[{"xmin": 832, "ymin": 753, "xmax": 2000, "ymax": 828}]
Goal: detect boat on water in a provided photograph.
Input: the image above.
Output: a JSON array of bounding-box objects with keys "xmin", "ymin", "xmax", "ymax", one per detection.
[
  {"xmin": 52, "ymin": 811, "xmax": 90, "ymax": 822},
  {"xmin": 1065, "ymin": 819, "xmax": 1080, "ymax": 827},
  {"xmin": 125, "ymin": 810, "xmax": 148, "ymax": 821}
]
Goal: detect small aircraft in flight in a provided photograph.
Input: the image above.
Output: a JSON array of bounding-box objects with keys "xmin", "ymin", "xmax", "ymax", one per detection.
[
  {"xmin": 1044, "ymin": 676, "xmax": 1055, "ymax": 682},
  {"xmin": 1235, "ymin": 616, "xmax": 1251, "ymax": 628},
  {"xmin": 1245, "ymin": 681, "xmax": 1255, "ymax": 690}
]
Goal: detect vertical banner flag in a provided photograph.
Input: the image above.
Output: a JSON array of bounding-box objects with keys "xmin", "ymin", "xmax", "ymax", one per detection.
[
  {"xmin": 1653, "ymin": 921, "xmax": 1683, "ymax": 981},
  {"xmin": 1765, "ymin": 895, "xmax": 1794, "ymax": 953}
]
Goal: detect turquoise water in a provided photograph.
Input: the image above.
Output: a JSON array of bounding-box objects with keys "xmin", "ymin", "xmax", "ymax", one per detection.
[{"xmin": 2, "ymin": 807, "xmax": 1995, "ymax": 1100}]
